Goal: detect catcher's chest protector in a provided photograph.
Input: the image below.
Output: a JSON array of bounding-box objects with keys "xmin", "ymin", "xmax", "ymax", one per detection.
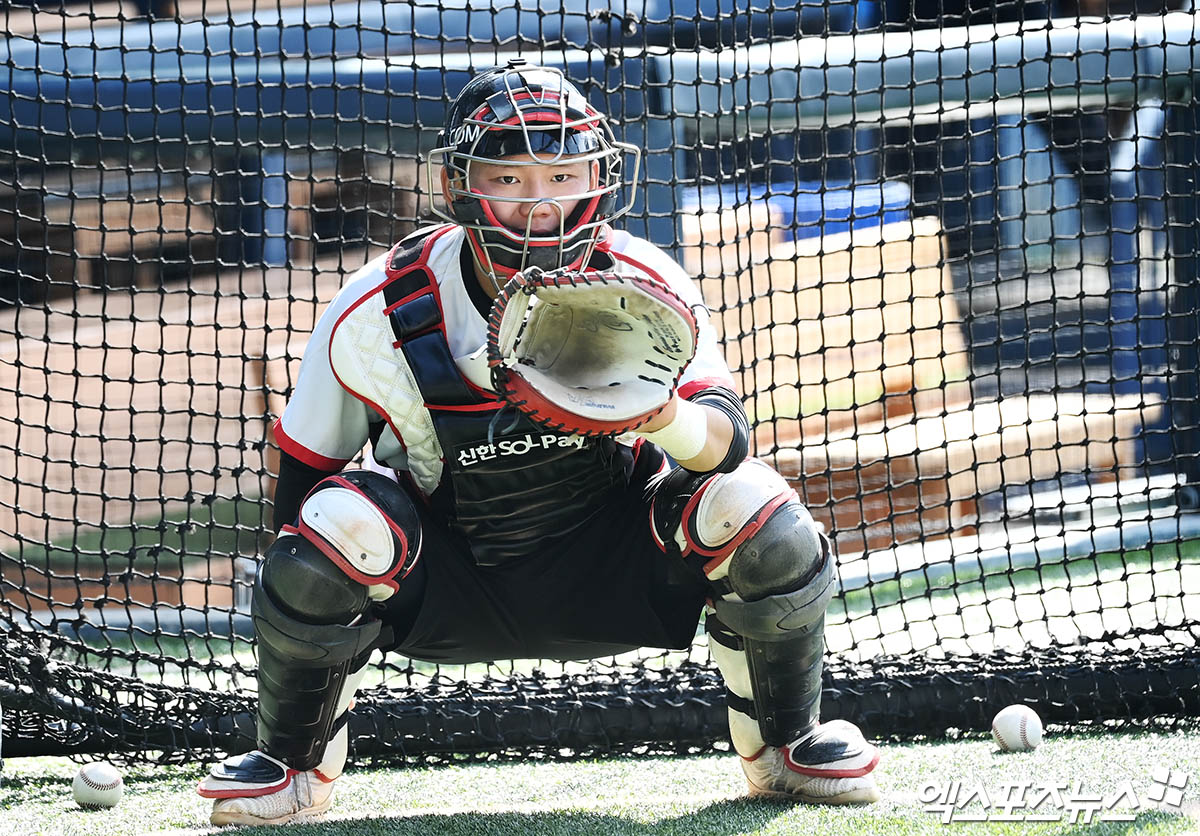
[{"xmin": 339, "ymin": 232, "xmax": 628, "ymax": 567}]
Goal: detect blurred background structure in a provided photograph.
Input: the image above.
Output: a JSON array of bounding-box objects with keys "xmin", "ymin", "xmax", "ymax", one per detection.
[{"xmin": 0, "ymin": 0, "xmax": 1197, "ymax": 762}]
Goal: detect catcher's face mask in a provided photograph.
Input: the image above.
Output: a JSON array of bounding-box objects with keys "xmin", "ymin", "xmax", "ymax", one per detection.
[{"xmin": 429, "ymin": 61, "xmax": 642, "ymax": 286}]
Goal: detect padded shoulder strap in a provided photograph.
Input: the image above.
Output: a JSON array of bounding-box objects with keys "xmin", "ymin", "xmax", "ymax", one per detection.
[
  {"xmin": 390, "ymin": 224, "xmax": 449, "ymax": 271},
  {"xmin": 381, "ymin": 225, "xmax": 451, "ymax": 310},
  {"xmin": 377, "ymin": 226, "xmax": 483, "ymax": 407}
]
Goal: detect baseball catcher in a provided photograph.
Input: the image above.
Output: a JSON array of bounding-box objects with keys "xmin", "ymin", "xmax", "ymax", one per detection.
[{"xmin": 197, "ymin": 60, "xmax": 880, "ymax": 826}]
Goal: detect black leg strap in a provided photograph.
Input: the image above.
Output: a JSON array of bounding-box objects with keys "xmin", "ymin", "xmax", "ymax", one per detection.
[
  {"xmin": 706, "ymin": 613, "xmax": 745, "ymax": 651},
  {"xmin": 726, "ymin": 688, "xmax": 757, "ymax": 720},
  {"xmin": 742, "ymin": 616, "xmax": 827, "ymax": 747}
]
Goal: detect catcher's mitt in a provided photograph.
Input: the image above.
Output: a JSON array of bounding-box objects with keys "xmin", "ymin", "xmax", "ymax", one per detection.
[{"xmin": 487, "ymin": 267, "xmax": 698, "ymax": 436}]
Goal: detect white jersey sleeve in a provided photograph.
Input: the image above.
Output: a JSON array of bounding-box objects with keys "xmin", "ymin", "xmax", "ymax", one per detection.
[
  {"xmin": 274, "ymin": 253, "xmax": 391, "ymax": 470},
  {"xmin": 602, "ymin": 230, "xmax": 737, "ymax": 399}
]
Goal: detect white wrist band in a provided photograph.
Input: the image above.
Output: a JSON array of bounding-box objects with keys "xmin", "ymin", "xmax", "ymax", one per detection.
[{"xmin": 637, "ymin": 398, "xmax": 708, "ymax": 461}]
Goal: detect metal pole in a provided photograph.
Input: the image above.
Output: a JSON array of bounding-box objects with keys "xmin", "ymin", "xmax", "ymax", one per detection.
[{"xmin": 1165, "ymin": 86, "xmax": 1200, "ymax": 507}]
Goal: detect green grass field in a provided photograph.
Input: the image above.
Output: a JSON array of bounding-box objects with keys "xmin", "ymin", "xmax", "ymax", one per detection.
[
  {"xmin": 6, "ymin": 507, "xmax": 1199, "ymax": 835},
  {"xmin": 4, "ymin": 728, "xmax": 1198, "ymax": 836}
]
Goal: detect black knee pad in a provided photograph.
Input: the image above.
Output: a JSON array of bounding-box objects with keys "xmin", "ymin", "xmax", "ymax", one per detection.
[
  {"xmin": 651, "ymin": 459, "xmax": 827, "ymax": 602},
  {"xmin": 288, "ymin": 469, "xmax": 422, "ymax": 595},
  {"xmin": 727, "ymin": 500, "xmax": 826, "ymax": 601},
  {"xmin": 260, "ymin": 534, "xmax": 372, "ymax": 626}
]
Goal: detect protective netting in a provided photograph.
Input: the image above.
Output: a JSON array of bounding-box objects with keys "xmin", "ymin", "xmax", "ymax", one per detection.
[{"xmin": 2, "ymin": 0, "xmax": 1199, "ymax": 764}]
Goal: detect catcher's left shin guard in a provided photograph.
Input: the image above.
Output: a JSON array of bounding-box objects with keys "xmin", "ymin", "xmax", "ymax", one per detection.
[{"xmin": 652, "ymin": 459, "xmax": 879, "ymax": 799}]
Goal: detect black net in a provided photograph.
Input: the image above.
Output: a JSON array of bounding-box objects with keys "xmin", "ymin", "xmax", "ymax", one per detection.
[{"xmin": 2, "ymin": 0, "xmax": 1199, "ymax": 764}]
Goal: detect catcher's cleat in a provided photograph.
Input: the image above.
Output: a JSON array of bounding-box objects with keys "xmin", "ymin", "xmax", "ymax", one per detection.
[
  {"xmin": 198, "ymin": 750, "xmax": 337, "ymax": 827},
  {"xmin": 740, "ymin": 719, "xmax": 881, "ymax": 805}
]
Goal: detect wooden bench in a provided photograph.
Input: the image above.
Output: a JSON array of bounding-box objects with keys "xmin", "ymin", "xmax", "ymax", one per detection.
[
  {"xmin": 681, "ymin": 202, "xmax": 1160, "ymax": 554},
  {"xmin": 0, "ymin": 170, "xmax": 216, "ymax": 297}
]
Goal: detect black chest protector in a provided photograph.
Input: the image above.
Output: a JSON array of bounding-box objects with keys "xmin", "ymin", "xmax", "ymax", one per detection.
[{"xmin": 380, "ymin": 230, "xmax": 631, "ymax": 567}]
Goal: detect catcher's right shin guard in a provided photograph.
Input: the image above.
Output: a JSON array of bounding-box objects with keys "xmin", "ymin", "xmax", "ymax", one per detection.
[
  {"xmin": 255, "ymin": 470, "xmax": 422, "ymax": 769},
  {"xmin": 252, "ymin": 535, "xmax": 382, "ymax": 770}
]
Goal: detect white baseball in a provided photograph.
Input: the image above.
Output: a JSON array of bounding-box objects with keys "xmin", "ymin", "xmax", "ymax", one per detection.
[
  {"xmin": 72, "ymin": 761, "xmax": 124, "ymax": 808},
  {"xmin": 991, "ymin": 705, "xmax": 1043, "ymax": 752}
]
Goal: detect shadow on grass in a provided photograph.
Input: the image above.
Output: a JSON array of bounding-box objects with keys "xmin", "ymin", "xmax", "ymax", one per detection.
[
  {"xmin": 0, "ymin": 773, "xmax": 85, "ymax": 806},
  {"xmin": 202, "ymin": 802, "xmax": 1195, "ymax": 836},
  {"xmin": 210, "ymin": 798, "xmax": 797, "ymax": 836}
]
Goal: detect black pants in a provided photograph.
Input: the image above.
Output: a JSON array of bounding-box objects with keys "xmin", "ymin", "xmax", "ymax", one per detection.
[{"xmin": 374, "ymin": 448, "xmax": 710, "ymax": 664}]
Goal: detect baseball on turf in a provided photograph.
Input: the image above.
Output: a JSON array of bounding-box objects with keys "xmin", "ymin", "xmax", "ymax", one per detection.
[
  {"xmin": 72, "ymin": 761, "xmax": 124, "ymax": 808},
  {"xmin": 991, "ymin": 705, "xmax": 1043, "ymax": 752}
]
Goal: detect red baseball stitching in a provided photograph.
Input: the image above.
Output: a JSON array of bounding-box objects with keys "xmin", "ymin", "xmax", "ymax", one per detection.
[{"xmin": 80, "ymin": 770, "xmax": 121, "ymax": 791}]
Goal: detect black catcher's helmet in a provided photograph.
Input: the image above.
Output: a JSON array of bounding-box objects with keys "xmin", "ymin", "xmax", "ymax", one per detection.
[{"xmin": 428, "ymin": 60, "xmax": 640, "ymax": 285}]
